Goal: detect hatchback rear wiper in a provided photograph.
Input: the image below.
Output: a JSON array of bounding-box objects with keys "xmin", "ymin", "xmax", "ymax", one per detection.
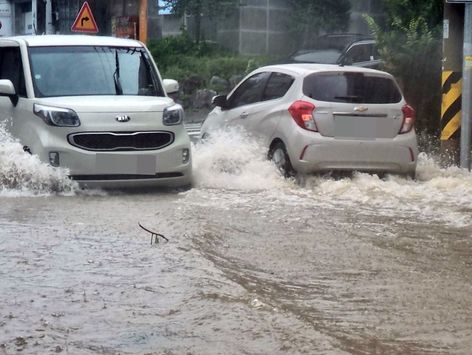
[
  {"xmin": 113, "ymin": 49, "xmax": 123, "ymax": 95},
  {"xmin": 334, "ymin": 95, "xmax": 362, "ymax": 103}
]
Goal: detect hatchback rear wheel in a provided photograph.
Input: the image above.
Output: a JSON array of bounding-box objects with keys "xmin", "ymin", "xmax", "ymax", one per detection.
[{"xmin": 269, "ymin": 142, "xmax": 295, "ymax": 178}]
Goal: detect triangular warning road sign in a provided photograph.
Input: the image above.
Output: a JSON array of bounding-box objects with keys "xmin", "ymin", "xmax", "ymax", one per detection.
[{"xmin": 71, "ymin": 1, "xmax": 99, "ymax": 33}]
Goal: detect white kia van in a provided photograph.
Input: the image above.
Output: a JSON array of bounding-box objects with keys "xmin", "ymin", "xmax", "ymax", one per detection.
[{"xmin": 0, "ymin": 35, "xmax": 192, "ymax": 188}]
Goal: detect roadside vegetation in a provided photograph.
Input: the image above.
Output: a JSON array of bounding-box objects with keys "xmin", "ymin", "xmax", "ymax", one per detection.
[
  {"xmin": 365, "ymin": 0, "xmax": 443, "ymax": 147},
  {"xmin": 152, "ymin": 0, "xmax": 443, "ymax": 143},
  {"xmin": 147, "ymin": 33, "xmax": 270, "ymax": 108}
]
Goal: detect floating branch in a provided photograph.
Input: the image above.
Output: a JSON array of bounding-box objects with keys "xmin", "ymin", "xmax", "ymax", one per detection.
[{"xmin": 139, "ymin": 223, "xmax": 169, "ymax": 244}]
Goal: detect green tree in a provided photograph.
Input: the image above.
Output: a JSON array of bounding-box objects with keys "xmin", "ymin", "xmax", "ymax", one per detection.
[
  {"xmin": 160, "ymin": 0, "xmax": 237, "ymax": 43},
  {"xmin": 365, "ymin": 0, "xmax": 443, "ymax": 139},
  {"xmin": 287, "ymin": 0, "xmax": 351, "ymax": 47},
  {"xmin": 381, "ymin": 0, "xmax": 442, "ymax": 29}
]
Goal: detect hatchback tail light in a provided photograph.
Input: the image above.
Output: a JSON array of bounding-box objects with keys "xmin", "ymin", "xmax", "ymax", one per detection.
[
  {"xmin": 288, "ymin": 100, "xmax": 318, "ymax": 132},
  {"xmin": 399, "ymin": 104, "xmax": 415, "ymax": 134}
]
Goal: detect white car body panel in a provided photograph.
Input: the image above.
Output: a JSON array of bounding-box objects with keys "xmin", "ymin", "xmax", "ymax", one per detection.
[{"xmin": 209, "ymin": 99, "xmax": 284, "ymax": 146}]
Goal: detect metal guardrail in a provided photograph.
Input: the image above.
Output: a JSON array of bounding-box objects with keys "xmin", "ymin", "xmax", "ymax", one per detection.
[{"xmin": 184, "ymin": 122, "xmax": 202, "ymax": 141}]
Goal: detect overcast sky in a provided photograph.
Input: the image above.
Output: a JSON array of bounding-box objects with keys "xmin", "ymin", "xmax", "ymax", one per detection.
[{"xmin": 158, "ymin": 0, "xmax": 171, "ymax": 14}]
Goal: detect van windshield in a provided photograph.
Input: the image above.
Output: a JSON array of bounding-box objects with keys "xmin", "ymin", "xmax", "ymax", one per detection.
[{"xmin": 29, "ymin": 46, "xmax": 164, "ymax": 98}]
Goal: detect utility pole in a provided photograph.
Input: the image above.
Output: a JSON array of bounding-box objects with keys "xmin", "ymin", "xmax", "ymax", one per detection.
[
  {"xmin": 443, "ymin": 0, "xmax": 472, "ymax": 169},
  {"xmin": 461, "ymin": 3, "xmax": 472, "ymax": 169},
  {"xmin": 441, "ymin": 2, "xmax": 464, "ymax": 166},
  {"xmin": 139, "ymin": 0, "xmax": 148, "ymax": 43},
  {"xmin": 45, "ymin": 0, "xmax": 54, "ymax": 34},
  {"xmin": 32, "ymin": 0, "xmax": 37, "ymax": 33}
]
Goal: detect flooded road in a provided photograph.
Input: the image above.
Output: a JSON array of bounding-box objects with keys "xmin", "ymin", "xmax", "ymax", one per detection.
[{"xmin": 1, "ymin": 128, "xmax": 472, "ymax": 354}]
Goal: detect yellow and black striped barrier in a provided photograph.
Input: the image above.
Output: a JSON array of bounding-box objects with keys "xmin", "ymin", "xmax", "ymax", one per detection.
[{"xmin": 441, "ymin": 70, "xmax": 462, "ymax": 140}]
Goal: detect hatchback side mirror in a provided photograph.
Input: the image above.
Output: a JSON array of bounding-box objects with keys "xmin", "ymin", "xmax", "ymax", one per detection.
[
  {"xmin": 212, "ymin": 95, "xmax": 228, "ymax": 109},
  {"xmin": 0, "ymin": 79, "xmax": 18, "ymax": 106}
]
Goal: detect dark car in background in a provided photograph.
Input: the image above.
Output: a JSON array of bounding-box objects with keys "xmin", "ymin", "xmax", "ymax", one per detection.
[{"xmin": 282, "ymin": 33, "xmax": 382, "ymax": 69}]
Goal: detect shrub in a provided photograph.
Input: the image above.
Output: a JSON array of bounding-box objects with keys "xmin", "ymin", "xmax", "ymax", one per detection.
[
  {"xmin": 364, "ymin": 1, "xmax": 443, "ymax": 139},
  {"xmin": 149, "ymin": 34, "xmax": 272, "ymax": 101},
  {"xmin": 366, "ymin": 15, "xmax": 442, "ymax": 138}
]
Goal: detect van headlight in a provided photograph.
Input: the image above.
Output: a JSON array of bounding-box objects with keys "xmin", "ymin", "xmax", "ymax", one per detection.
[
  {"xmin": 34, "ymin": 104, "xmax": 81, "ymax": 127},
  {"xmin": 163, "ymin": 104, "xmax": 184, "ymax": 126}
]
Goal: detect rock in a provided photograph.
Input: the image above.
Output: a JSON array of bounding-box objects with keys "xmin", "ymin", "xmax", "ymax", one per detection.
[
  {"xmin": 15, "ymin": 337, "xmax": 27, "ymax": 347},
  {"xmin": 209, "ymin": 76, "xmax": 229, "ymax": 93},
  {"xmin": 180, "ymin": 74, "xmax": 204, "ymax": 95},
  {"xmin": 193, "ymin": 89, "xmax": 217, "ymax": 109}
]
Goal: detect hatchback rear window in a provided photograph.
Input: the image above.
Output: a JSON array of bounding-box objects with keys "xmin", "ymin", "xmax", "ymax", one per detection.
[{"xmin": 303, "ymin": 72, "xmax": 402, "ymax": 103}]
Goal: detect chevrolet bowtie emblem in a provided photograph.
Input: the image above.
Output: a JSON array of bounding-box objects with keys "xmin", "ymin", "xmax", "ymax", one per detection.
[
  {"xmin": 116, "ymin": 115, "xmax": 131, "ymax": 122},
  {"xmin": 354, "ymin": 106, "xmax": 368, "ymax": 112}
]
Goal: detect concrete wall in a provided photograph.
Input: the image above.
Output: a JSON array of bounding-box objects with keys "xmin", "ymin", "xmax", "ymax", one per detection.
[
  {"xmin": 159, "ymin": 13, "xmax": 182, "ymax": 38},
  {"xmin": 146, "ymin": 0, "xmax": 160, "ymax": 41},
  {"xmin": 0, "ymin": 0, "xmax": 12, "ymax": 36},
  {"xmin": 159, "ymin": 0, "xmax": 383, "ymax": 56},
  {"xmin": 241, "ymin": 0, "xmax": 385, "ymax": 55},
  {"xmin": 237, "ymin": 0, "xmax": 291, "ymax": 56},
  {"xmin": 235, "ymin": 0, "xmax": 384, "ymax": 55},
  {"xmin": 3, "ymin": 0, "xmax": 384, "ymax": 51},
  {"xmin": 210, "ymin": 0, "xmax": 292, "ymax": 56}
]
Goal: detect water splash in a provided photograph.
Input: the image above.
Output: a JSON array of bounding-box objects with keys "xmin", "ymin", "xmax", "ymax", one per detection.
[
  {"xmin": 0, "ymin": 125, "xmax": 78, "ymax": 196},
  {"xmin": 191, "ymin": 128, "xmax": 290, "ymax": 191},
  {"xmin": 189, "ymin": 128, "xmax": 472, "ymax": 227}
]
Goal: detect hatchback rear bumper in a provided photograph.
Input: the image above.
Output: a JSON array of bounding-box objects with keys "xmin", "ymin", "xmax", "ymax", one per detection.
[{"xmin": 291, "ymin": 138, "xmax": 417, "ymax": 175}]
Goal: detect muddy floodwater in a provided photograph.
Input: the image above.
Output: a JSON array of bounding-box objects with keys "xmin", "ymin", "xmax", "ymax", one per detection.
[{"xmin": 1, "ymin": 128, "xmax": 472, "ymax": 354}]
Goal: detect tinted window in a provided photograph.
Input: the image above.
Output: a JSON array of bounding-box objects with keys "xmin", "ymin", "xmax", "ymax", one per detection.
[
  {"xmin": 228, "ymin": 72, "xmax": 270, "ymax": 108},
  {"xmin": 0, "ymin": 46, "xmax": 27, "ymax": 97},
  {"xmin": 344, "ymin": 44, "xmax": 372, "ymax": 63},
  {"xmin": 292, "ymin": 49, "xmax": 341, "ymax": 64},
  {"xmin": 29, "ymin": 46, "xmax": 163, "ymax": 98},
  {"xmin": 262, "ymin": 72, "xmax": 294, "ymax": 101},
  {"xmin": 372, "ymin": 45, "xmax": 380, "ymax": 60},
  {"xmin": 303, "ymin": 72, "xmax": 402, "ymax": 104}
]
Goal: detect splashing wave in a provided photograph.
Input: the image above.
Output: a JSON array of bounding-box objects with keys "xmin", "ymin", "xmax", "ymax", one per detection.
[
  {"xmin": 0, "ymin": 125, "xmax": 78, "ymax": 196},
  {"xmin": 189, "ymin": 128, "xmax": 472, "ymax": 227}
]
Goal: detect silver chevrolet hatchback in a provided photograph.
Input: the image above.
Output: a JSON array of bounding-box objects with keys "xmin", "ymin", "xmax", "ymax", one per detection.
[{"xmin": 200, "ymin": 63, "xmax": 418, "ymax": 178}]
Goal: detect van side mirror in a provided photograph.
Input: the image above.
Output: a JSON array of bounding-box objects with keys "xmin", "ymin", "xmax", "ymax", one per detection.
[
  {"xmin": 212, "ymin": 95, "xmax": 228, "ymax": 109},
  {"xmin": 163, "ymin": 79, "xmax": 179, "ymax": 95},
  {"xmin": 0, "ymin": 79, "xmax": 18, "ymax": 106}
]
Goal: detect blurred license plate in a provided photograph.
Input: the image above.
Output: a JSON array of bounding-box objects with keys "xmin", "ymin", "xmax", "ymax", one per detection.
[
  {"xmin": 334, "ymin": 115, "xmax": 376, "ymax": 139},
  {"xmin": 96, "ymin": 154, "xmax": 156, "ymax": 175}
]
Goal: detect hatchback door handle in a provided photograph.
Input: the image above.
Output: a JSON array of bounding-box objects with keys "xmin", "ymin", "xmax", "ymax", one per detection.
[{"xmin": 240, "ymin": 112, "xmax": 249, "ymax": 119}]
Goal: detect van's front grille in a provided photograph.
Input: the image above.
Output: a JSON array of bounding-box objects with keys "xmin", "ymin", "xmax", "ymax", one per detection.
[{"xmin": 68, "ymin": 131, "xmax": 174, "ymax": 151}]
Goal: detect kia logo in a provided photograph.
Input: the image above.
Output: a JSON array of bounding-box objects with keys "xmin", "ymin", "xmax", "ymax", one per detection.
[{"xmin": 116, "ymin": 115, "xmax": 131, "ymax": 122}]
